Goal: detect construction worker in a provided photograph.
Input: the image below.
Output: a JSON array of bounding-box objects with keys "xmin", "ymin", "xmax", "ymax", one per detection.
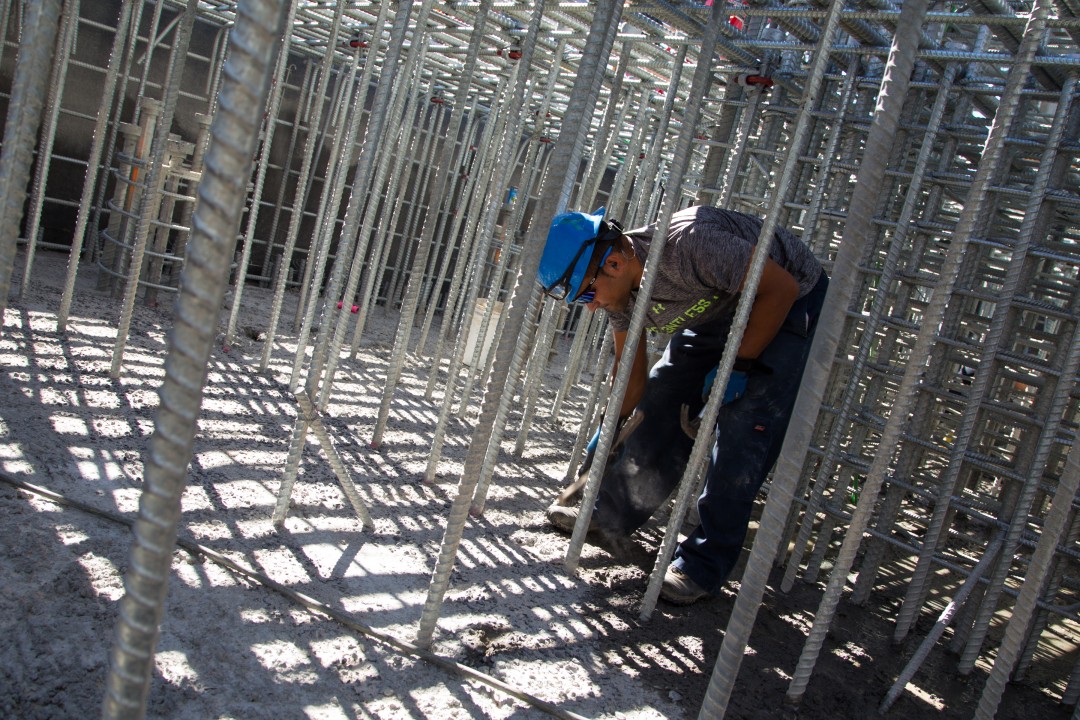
[{"xmin": 537, "ymin": 205, "xmax": 828, "ymax": 605}]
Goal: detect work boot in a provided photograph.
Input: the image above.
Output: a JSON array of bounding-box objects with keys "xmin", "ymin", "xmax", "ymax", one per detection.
[
  {"xmin": 545, "ymin": 504, "xmax": 638, "ymax": 559},
  {"xmin": 660, "ymin": 565, "xmax": 709, "ymax": 606},
  {"xmin": 546, "ymin": 504, "xmax": 586, "ymax": 533}
]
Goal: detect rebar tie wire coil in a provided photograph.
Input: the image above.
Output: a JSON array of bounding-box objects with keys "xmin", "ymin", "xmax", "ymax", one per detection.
[{"xmin": 101, "ymin": 1, "xmax": 289, "ymax": 717}]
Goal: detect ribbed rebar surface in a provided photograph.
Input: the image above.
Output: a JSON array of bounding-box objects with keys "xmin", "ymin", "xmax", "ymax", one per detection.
[
  {"xmin": 100, "ymin": 0, "xmax": 287, "ymax": 716},
  {"xmin": 0, "ymin": 0, "xmax": 63, "ymax": 326}
]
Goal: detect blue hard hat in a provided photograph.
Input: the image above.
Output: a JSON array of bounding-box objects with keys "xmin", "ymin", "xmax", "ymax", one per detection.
[{"xmin": 539, "ymin": 208, "xmax": 612, "ymax": 304}]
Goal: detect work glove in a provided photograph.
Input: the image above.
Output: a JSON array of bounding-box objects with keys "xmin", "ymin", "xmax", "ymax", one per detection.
[
  {"xmin": 702, "ymin": 358, "xmax": 769, "ymax": 405},
  {"xmin": 586, "ymin": 423, "xmax": 602, "ymax": 454}
]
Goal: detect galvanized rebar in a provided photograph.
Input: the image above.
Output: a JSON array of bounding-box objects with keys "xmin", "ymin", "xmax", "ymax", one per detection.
[
  {"xmin": 632, "ymin": 0, "xmax": 731, "ymax": 621},
  {"xmin": 272, "ymin": 1, "xmax": 408, "ymax": 525},
  {"xmin": 468, "ymin": 59, "xmax": 602, "ymax": 514},
  {"xmin": 550, "ymin": 307, "xmax": 598, "ymax": 421},
  {"xmin": 783, "ymin": 61, "xmax": 960, "ymax": 595},
  {"xmin": 413, "ymin": 96, "xmax": 486, "ymax": 357},
  {"xmin": 387, "ymin": 99, "xmax": 442, "ymax": 320},
  {"xmin": 956, "ymin": 67, "xmax": 1076, "ymax": 675},
  {"xmin": 786, "ymin": 0, "xmax": 1042, "ymax": 704},
  {"xmin": 281, "ymin": 0, "xmax": 395, "ymax": 407},
  {"xmin": 693, "ymin": 0, "xmax": 868, "ymax": 713},
  {"xmin": 2, "ymin": 0, "xmax": 1079, "ymax": 714},
  {"xmin": 109, "ymin": 0, "xmax": 198, "ymax": 378},
  {"xmin": 348, "ymin": 75, "xmax": 438, "ymax": 352},
  {"xmin": 287, "ymin": 49, "xmax": 365, "ymax": 392},
  {"xmin": 416, "ymin": 0, "xmax": 622, "ymax": 648},
  {"xmin": 290, "ymin": 62, "xmax": 358, "ymax": 335},
  {"xmin": 0, "ymin": 0, "xmax": 63, "ymax": 327},
  {"xmin": 222, "ymin": 0, "xmax": 298, "ymax": 348},
  {"xmin": 100, "ymin": 0, "xmax": 286, "ymax": 715},
  {"xmin": 17, "ymin": 0, "xmax": 77, "ymax": 300},
  {"xmin": 88, "ymin": 0, "xmax": 148, "ymax": 267},
  {"xmin": 311, "ymin": 0, "xmax": 415, "ymax": 410},
  {"xmin": 257, "ymin": 2, "xmax": 345, "ymax": 372},
  {"xmin": 258, "ymin": 60, "xmax": 314, "ymax": 282},
  {"xmin": 975, "ymin": 347, "xmax": 1080, "ymax": 717},
  {"xmin": 453, "ymin": 83, "xmax": 526, "ymax": 421},
  {"xmin": 879, "ymin": 535, "xmax": 1004, "ymax": 714},
  {"xmin": 57, "ymin": 0, "xmax": 135, "ymax": 331},
  {"xmin": 627, "ymin": 43, "xmax": 684, "ymax": 227},
  {"xmin": 891, "ymin": 75, "xmax": 1075, "ymax": 647},
  {"xmin": 514, "ymin": 299, "xmax": 565, "ymax": 454}
]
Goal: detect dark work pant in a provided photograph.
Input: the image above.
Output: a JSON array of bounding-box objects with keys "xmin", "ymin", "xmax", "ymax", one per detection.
[{"xmin": 592, "ymin": 274, "xmax": 828, "ymax": 594}]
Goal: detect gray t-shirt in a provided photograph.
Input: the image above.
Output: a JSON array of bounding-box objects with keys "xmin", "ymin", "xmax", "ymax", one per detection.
[{"xmin": 607, "ymin": 206, "xmax": 823, "ymax": 335}]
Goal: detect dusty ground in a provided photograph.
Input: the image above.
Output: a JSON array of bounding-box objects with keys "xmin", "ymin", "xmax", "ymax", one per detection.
[{"xmin": 0, "ymin": 250, "xmax": 1072, "ymax": 719}]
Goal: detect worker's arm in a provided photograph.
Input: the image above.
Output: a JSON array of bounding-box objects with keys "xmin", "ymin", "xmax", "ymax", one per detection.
[
  {"xmin": 612, "ymin": 328, "xmax": 649, "ymax": 418},
  {"xmin": 736, "ymin": 257, "xmax": 800, "ymax": 360}
]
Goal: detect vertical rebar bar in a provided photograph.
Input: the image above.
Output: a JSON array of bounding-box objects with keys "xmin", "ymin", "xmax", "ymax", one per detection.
[
  {"xmin": 0, "ymin": 0, "xmax": 62, "ymax": 328},
  {"xmin": 100, "ymin": 1, "xmax": 286, "ymax": 716},
  {"xmin": 109, "ymin": 0, "xmax": 198, "ymax": 378},
  {"xmin": 783, "ymin": 62, "xmax": 959, "ymax": 595},
  {"xmin": 259, "ymin": 60, "xmax": 314, "ymax": 282},
  {"xmin": 350, "ymin": 60, "xmax": 436, "ymax": 344},
  {"xmin": 692, "ymin": 0, "xmax": 874, "ymax": 714},
  {"xmin": 368, "ymin": 0, "xmax": 480, "ymax": 446},
  {"xmin": 975, "ymin": 367, "xmax": 1080, "ymax": 719},
  {"xmin": 222, "ymin": 1, "xmax": 297, "ymax": 348},
  {"xmin": 513, "ymin": 298, "xmax": 565, "ymax": 454},
  {"xmin": 628, "ymin": 1, "xmax": 731, "ymax": 619},
  {"xmin": 785, "ymin": 0, "xmax": 1041, "ymax": 705},
  {"xmin": 57, "ymin": 0, "xmax": 135, "ymax": 331},
  {"xmin": 303, "ymin": 0, "xmax": 414, "ymax": 409},
  {"xmin": 290, "ymin": 0, "xmax": 395, "ymax": 408},
  {"xmin": 257, "ymin": 2, "xmax": 345, "ymax": 371},
  {"xmin": 955, "ymin": 67, "xmax": 1076, "ymax": 674},
  {"xmin": 879, "ymin": 536, "xmax": 1004, "ymax": 714},
  {"xmin": 290, "ymin": 62, "xmax": 357, "ymax": 336},
  {"xmin": 628, "ymin": 44, "xmax": 684, "ymax": 227},
  {"xmin": 417, "ymin": 0, "xmax": 625, "ymax": 648},
  {"xmin": 18, "ymin": 0, "xmax": 77, "ymax": 299},
  {"xmin": 88, "ymin": 0, "xmax": 147, "ymax": 266},
  {"xmin": 274, "ymin": 0, "xmax": 409, "ymax": 521},
  {"xmin": 286, "ymin": 52, "xmax": 365, "ymax": 393}
]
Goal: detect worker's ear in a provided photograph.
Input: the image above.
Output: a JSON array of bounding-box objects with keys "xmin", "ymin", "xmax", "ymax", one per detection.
[{"xmin": 605, "ymin": 236, "xmax": 632, "ymax": 273}]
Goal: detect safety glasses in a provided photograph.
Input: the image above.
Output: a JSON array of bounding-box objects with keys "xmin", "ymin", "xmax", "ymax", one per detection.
[{"xmin": 542, "ymin": 236, "xmax": 597, "ymax": 301}]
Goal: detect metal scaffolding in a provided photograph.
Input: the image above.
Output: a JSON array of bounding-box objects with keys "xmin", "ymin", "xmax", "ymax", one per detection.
[{"xmin": 0, "ymin": 0, "xmax": 1078, "ymax": 718}]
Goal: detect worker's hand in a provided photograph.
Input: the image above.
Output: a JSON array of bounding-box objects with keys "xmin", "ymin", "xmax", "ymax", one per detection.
[
  {"xmin": 722, "ymin": 370, "xmax": 748, "ymax": 404},
  {"xmin": 585, "ymin": 424, "xmax": 601, "ymax": 454},
  {"xmin": 702, "ymin": 359, "xmax": 770, "ymax": 406}
]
